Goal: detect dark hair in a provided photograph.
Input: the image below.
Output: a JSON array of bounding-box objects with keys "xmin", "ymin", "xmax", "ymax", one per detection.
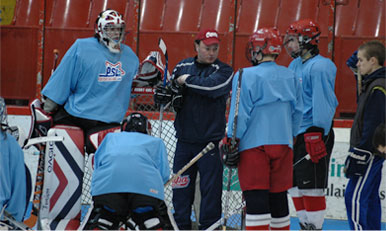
[
  {"xmin": 358, "ymin": 40, "xmax": 385, "ymax": 66},
  {"xmin": 373, "ymin": 123, "xmax": 386, "ymax": 149}
]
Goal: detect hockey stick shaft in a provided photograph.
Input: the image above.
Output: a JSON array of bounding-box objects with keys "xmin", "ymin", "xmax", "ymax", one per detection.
[
  {"xmin": 25, "ymin": 49, "xmax": 60, "ymax": 229},
  {"xmin": 165, "ymin": 142, "xmax": 215, "ymax": 187},
  {"xmin": 293, "ymin": 154, "xmax": 311, "ymax": 167},
  {"xmin": 223, "ymin": 69, "xmax": 243, "ymax": 230},
  {"xmin": 207, "ymin": 200, "xmax": 246, "ymax": 231},
  {"xmin": 158, "ymin": 38, "xmax": 168, "ymax": 138},
  {"xmin": 231, "ymin": 68, "xmax": 243, "ymax": 146}
]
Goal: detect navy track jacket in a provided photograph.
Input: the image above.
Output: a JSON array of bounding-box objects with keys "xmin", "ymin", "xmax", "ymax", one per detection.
[{"xmin": 171, "ymin": 57, "xmax": 234, "ymax": 143}]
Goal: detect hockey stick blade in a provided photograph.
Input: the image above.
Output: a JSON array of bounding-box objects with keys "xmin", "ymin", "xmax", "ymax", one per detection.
[
  {"xmin": 165, "ymin": 142, "xmax": 215, "ymax": 187},
  {"xmin": 158, "ymin": 38, "xmax": 167, "ymax": 56}
]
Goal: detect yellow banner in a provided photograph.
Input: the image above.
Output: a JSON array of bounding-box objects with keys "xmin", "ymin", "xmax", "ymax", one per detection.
[{"xmin": 0, "ymin": 0, "xmax": 16, "ymax": 25}]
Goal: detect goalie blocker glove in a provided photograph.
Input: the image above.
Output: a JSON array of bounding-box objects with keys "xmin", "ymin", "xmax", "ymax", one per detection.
[
  {"xmin": 153, "ymin": 79, "xmax": 184, "ymax": 112},
  {"xmin": 344, "ymin": 147, "xmax": 372, "ymax": 178},
  {"xmin": 304, "ymin": 127, "xmax": 327, "ymax": 163},
  {"xmin": 219, "ymin": 137, "xmax": 240, "ymax": 168},
  {"xmin": 154, "ymin": 84, "xmax": 173, "ymax": 106}
]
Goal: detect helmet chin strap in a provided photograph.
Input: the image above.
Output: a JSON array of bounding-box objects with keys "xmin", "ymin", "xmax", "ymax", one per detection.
[{"xmin": 102, "ymin": 38, "xmax": 121, "ymax": 53}]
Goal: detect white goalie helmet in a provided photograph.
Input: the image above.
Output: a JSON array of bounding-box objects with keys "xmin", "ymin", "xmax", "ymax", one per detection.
[{"xmin": 95, "ymin": 9, "xmax": 126, "ymax": 53}]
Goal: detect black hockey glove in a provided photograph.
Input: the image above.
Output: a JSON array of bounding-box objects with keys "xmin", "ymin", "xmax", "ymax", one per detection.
[
  {"xmin": 219, "ymin": 137, "xmax": 240, "ymax": 168},
  {"xmin": 154, "ymin": 84, "xmax": 173, "ymax": 106},
  {"xmin": 344, "ymin": 147, "xmax": 372, "ymax": 178}
]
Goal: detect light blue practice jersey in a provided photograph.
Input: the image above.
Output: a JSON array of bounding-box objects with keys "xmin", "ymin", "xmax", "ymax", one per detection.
[
  {"xmin": 227, "ymin": 62, "xmax": 303, "ymax": 151},
  {"xmin": 42, "ymin": 37, "xmax": 139, "ymax": 123},
  {"xmin": 0, "ymin": 132, "xmax": 26, "ymax": 221},
  {"xmin": 91, "ymin": 132, "xmax": 170, "ymax": 201},
  {"xmin": 288, "ymin": 55, "xmax": 338, "ymax": 135}
]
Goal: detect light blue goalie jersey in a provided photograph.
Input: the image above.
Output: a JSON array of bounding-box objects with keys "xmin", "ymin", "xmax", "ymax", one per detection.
[
  {"xmin": 288, "ymin": 55, "xmax": 338, "ymax": 135},
  {"xmin": 42, "ymin": 37, "xmax": 139, "ymax": 123},
  {"xmin": 91, "ymin": 132, "xmax": 171, "ymax": 201},
  {"xmin": 227, "ymin": 62, "xmax": 303, "ymax": 151},
  {"xmin": 0, "ymin": 132, "xmax": 26, "ymax": 221}
]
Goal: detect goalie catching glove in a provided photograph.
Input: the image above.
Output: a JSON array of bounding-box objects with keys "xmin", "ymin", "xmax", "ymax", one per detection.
[
  {"xmin": 344, "ymin": 147, "xmax": 372, "ymax": 178},
  {"xmin": 219, "ymin": 137, "xmax": 240, "ymax": 168},
  {"xmin": 304, "ymin": 127, "xmax": 327, "ymax": 163}
]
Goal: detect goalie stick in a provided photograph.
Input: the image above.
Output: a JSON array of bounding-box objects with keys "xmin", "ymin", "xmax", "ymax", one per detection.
[
  {"xmin": 158, "ymin": 38, "xmax": 168, "ymax": 138},
  {"xmin": 24, "ymin": 49, "xmax": 60, "ymax": 229},
  {"xmin": 223, "ymin": 68, "xmax": 243, "ymax": 231},
  {"xmin": 164, "ymin": 142, "xmax": 215, "ymax": 187},
  {"xmin": 23, "ymin": 136, "xmax": 64, "ymax": 148}
]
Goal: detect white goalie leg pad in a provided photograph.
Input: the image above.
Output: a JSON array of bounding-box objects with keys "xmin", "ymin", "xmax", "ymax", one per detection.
[{"xmin": 39, "ymin": 125, "xmax": 85, "ymax": 230}]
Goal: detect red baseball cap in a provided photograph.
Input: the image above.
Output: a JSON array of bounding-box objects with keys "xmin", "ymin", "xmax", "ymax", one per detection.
[{"xmin": 195, "ymin": 29, "xmax": 220, "ymax": 46}]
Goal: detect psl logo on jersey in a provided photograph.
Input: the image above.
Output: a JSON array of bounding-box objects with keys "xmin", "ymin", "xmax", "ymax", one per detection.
[
  {"xmin": 98, "ymin": 61, "xmax": 126, "ymax": 82},
  {"xmin": 171, "ymin": 175, "xmax": 190, "ymax": 189}
]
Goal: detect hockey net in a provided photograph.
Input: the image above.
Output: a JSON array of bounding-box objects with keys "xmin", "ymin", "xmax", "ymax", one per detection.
[{"xmin": 81, "ymin": 87, "xmax": 244, "ymax": 229}]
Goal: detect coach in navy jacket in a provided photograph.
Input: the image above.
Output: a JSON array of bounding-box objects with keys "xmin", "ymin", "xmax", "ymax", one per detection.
[{"xmin": 170, "ymin": 28, "xmax": 233, "ymax": 230}]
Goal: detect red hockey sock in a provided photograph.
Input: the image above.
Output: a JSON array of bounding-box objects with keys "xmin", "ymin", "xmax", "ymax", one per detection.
[
  {"xmin": 303, "ymin": 195, "xmax": 326, "ymax": 212},
  {"xmin": 270, "ymin": 225, "xmax": 290, "ymax": 230},
  {"xmin": 246, "ymin": 224, "xmax": 270, "ymax": 230},
  {"xmin": 270, "ymin": 215, "xmax": 290, "ymax": 230},
  {"xmin": 292, "ymin": 196, "xmax": 305, "ymax": 211},
  {"xmin": 245, "ymin": 214, "xmax": 270, "ymax": 230}
]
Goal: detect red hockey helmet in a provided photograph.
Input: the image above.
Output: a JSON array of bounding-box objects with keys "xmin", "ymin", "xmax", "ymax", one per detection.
[
  {"xmin": 246, "ymin": 27, "xmax": 283, "ymax": 64},
  {"xmin": 286, "ymin": 19, "xmax": 321, "ymax": 45},
  {"xmin": 284, "ymin": 19, "xmax": 321, "ymax": 58}
]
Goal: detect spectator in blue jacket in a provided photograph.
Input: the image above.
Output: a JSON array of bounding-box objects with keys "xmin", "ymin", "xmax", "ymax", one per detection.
[{"xmin": 155, "ymin": 28, "xmax": 233, "ymax": 230}]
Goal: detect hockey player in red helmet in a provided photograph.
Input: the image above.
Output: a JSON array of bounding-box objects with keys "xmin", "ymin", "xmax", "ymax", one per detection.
[
  {"xmin": 221, "ymin": 27, "xmax": 303, "ymax": 230},
  {"xmin": 284, "ymin": 19, "xmax": 338, "ymax": 230},
  {"xmin": 81, "ymin": 112, "xmax": 174, "ymax": 230},
  {"xmin": 284, "ymin": 19, "xmax": 321, "ymax": 59}
]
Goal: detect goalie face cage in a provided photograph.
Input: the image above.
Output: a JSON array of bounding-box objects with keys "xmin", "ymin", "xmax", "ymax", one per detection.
[{"xmin": 81, "ymin": 87, "xmax": 244, "ymax": 229}]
